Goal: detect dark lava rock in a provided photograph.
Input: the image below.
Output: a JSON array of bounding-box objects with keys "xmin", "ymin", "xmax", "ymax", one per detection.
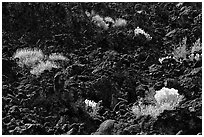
[
  {"xmin": 23, "ymin": 123, "xmax": 47, "ymax": 135},
  {"xmin": 179, "ymin": 67, "xmax": 201, "ymax": 99},
  {"xmin": 9, "ymin": 123, "xmax": 46, "ymax": 135},
  {"xmin": 64, "ymin": 123, "xmax": 79, "ymax": 135},
  {"xmin": 149, "ymin": 64, "xmax": 163, "ymax": 73},
  {"xmin": 8, "ymin": 105, "xmax": 20, "ymax": 118},
  {"xmin": 2, "ymin": 115, "xmax": 13, "ymax": 124},
  {"xmin": 180, "ymin": 97, "xmax": 202, "ymax": 117},
  {"xmin": 123, "ymin": 124, "xmax": 141, "ymax": 135},
  {"xmin": 187, "ymin": 67, "xmax": 202, "ymax": 77},
  {"xmin": 135, "ymin": 84, "xmax": 149, "ymax": 99},
  {"xmin": 66, "ymin": 127, "xmax": 78, "ymax": 135},
  {"xmin": 66, "ymin": 63, "xmax": 86, "ymax": 76},
  {"xmin": 193, "ymin": 59, "xmax": 202, "ymax": 68},
  {"xmin": 61, "ymin": 124, "xmax": 69, "ymax": 132},
  {"xmin": 92, "ymin": 76, "xmax": 116, "ymax": 107},
  {"xmin": 153, "ymin": 108, "xmax": 202, "ymax": 135},
  {"xmin": 2, "ymin": 58, "xmax": 16, "ymax": 81},
  {"xmin": 153, "ymin": 81, "xmax": 164, "ymax": 91},
  {"xmin": 164, "ymin": 78, "xmax": 180, "ymax": 89},
  {"xmin": 16, "ymin": 92, "xmax": 27, "ymax": 99},
  {"xmin": 93, "ymin": 119, "xmax": 116, "ymax": 135}
]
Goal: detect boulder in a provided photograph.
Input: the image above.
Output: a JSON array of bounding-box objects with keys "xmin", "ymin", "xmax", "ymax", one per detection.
[{"xmin": 93, "ymin": 119, "xmax": 115, "ymax": 135}]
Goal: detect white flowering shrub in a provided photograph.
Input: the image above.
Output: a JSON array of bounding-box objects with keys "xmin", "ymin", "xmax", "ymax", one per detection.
[
  {"xmin": 85, "ymin": 99, "xmax": 97, "ymax": 108},
  {"xmin": 88, "ymin": 10, "xmax": 127, "ymax": 30},
  {"xmin": 30, "ymin": 60, "xmax": 59, "ymax": 75},
  {"xmin": 154, "ymin": 87, "xmax": 183, "ymax": 107},
  {"xmin": 134, "ymin": 27, "xmax": 152, "ymax": 41},
  {"xmin": 92, "ymin": 14, "xmax": 109, "ymax": 30},
  {"xmin": 13, "ymin": 48, "xmax": 68, "ymax": 75},
  {"xmin": 112, "ymin": 18, "xmax": 127, "ymax": 27},
  {"xmin": 84, "ymin": 99, "xmax": 98, "ymax": 115},
  {"xmin": 132, "ymin": 87, "xmax": 184, "ymax": 118},
  {"xmin": 13, "ymin": 48, "xmax": 44, "ymax": 68}
]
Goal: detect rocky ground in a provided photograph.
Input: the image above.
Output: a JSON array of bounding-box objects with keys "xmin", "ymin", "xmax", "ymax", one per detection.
[{"xmin": 2, "ymin": 2, "xmax": 202, "ymax": 135}]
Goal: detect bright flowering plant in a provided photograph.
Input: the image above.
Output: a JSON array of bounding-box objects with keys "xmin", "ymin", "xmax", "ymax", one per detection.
[
  {"xmin": 112, "ymin": 18, "xmax": 127, "ymax": 27},
  {"xmin": 92, "ymin": 14, "xmax": 109, "ymax": 30},
  {"xmin": 13, "ymin": 48, "xmax": 68, "ymax": 75},
  {"xmin": 84, "ymin": 99, "xmax": 98, "ymax": 115},
  {"xmin": 13, "ymin": 48, "xmax": 44, "ymax": 68},
  {"xmin": 30, "ymin": 60, "xmax": 59, "ymax": 75},
  {"xmin": 134, "ymin": 27, "xmax": 152, "ymax": 41},
  {"xmin": 132, "ymin": 87, "xmax": 184, "ymax": 118},
  {"xmin": 154, "ymin": 87, "xmax": 183, "ymax": 107},
  {"xmin": 85, "ymin": 99, "xmax": 97, "ymax": 109},
  {"xmin": 88, "ymin": 10, "xmax": 127, "ymax": 30}
]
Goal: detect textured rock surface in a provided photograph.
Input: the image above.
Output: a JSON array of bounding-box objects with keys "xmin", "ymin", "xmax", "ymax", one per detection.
[
  {"xmin": 2, "ymin": 2, "xmax": 201, "ymax": 135},
  {"xmin": 93, "ymin": 119, "xmax": 115, "ymax": 135}
]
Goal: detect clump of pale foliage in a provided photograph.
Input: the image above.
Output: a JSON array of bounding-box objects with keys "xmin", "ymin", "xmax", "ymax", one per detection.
[
  {"xmin": 84, "ymin": 99, "xmax": 98, "ymax": 116},
  {"xmin": 13, "ymin": 48, "xmax": 44, "ymax": 68},
  {"xmin": 48, "ymin": 53, "xmax": 68, "ymax": 61},
  {"xmin": 112, "ymin": 18, "xmax": 127, "ymax": 27},
  {"xmin": 85, "ymin": 99, "xmax": 97, "ymax": 109},
  {"xmin": 13, "ymin": 48, "xmax": 68, "ymax": 75},
  {"xmin": 172, "ymin": 37, "xmax": 188, "ymax": 62},
  {"xmin": 189, "ymin": 38, "xmax": 202, "ymax": 61},
  {"xmin": 86, "ymin": 10, "xmax": 127, "ymax": 30},
  {"xmin": 134, "ymin": 27, "xmax": 152, "ymax": 41},
  {"xmin": 132, "ymin": 87, "xmax": 184, "ymax": 118},
  {"xmin": 191, "ymin": 38, "xmax": 202, "ymax": 54},
  {"xmin": 172, "ymin": 37, "xmax": 202, "ymax": 62},
  {"xmin": 30, "ymin": 60, "xmax": 59, "ymax": 75},
  {"xmin": 92, "ymin": 14, "xmax": 109, "ymax": 30}
]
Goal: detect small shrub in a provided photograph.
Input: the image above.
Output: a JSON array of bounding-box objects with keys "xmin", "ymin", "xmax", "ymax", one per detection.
[
  {"xmin": 13, "ymin": 48, "xmax": 44, "ymax": 68},
  {"xmin": 172, "ymin": 37, "xmax": 188, "ymax": 62},
  {"xmin": 112, "ymin": 18, "xmax": 127, "ymax": 27},
  {"xmin": 13, "ymin": 48, "xmax": 68, "ymax": 75},
  {"xmin": 134, "ymin": 27, "xmax": 152, "ymax": 41},
  {"xmin": 154, "ymin": 87, "xmax": 183, "ymax": 107},
  {"xmin": 92, "ymin": 14, "xmax": 109, "ymax": 30},
  {"xmin": 191, "ymin": 38, "xmax": 202, "ymax": 54},
  {"xmin": 85, "ymin": 99, "xmax": 97, "ymax": 109},
  {"xmin": 30, "ymin": 60, "xmax": 59, "ymax": 75},
  {"xmin": 90, "ymin": 11, "xmax": 127, "ymax": 30},
  {"xmin": 132, "ymin": 104, "xmax": 160, "ymax": 118},
  {"xmin": 84, "ymin": 99, "xmax": 97, "ymax": 115},
  {"xmin": 132, "ymin": 87, "xmax": 184, "ymax": 118},
  {"xmin": 188, "ymin": 38, "xmax": 202, "ymax": 61}
]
